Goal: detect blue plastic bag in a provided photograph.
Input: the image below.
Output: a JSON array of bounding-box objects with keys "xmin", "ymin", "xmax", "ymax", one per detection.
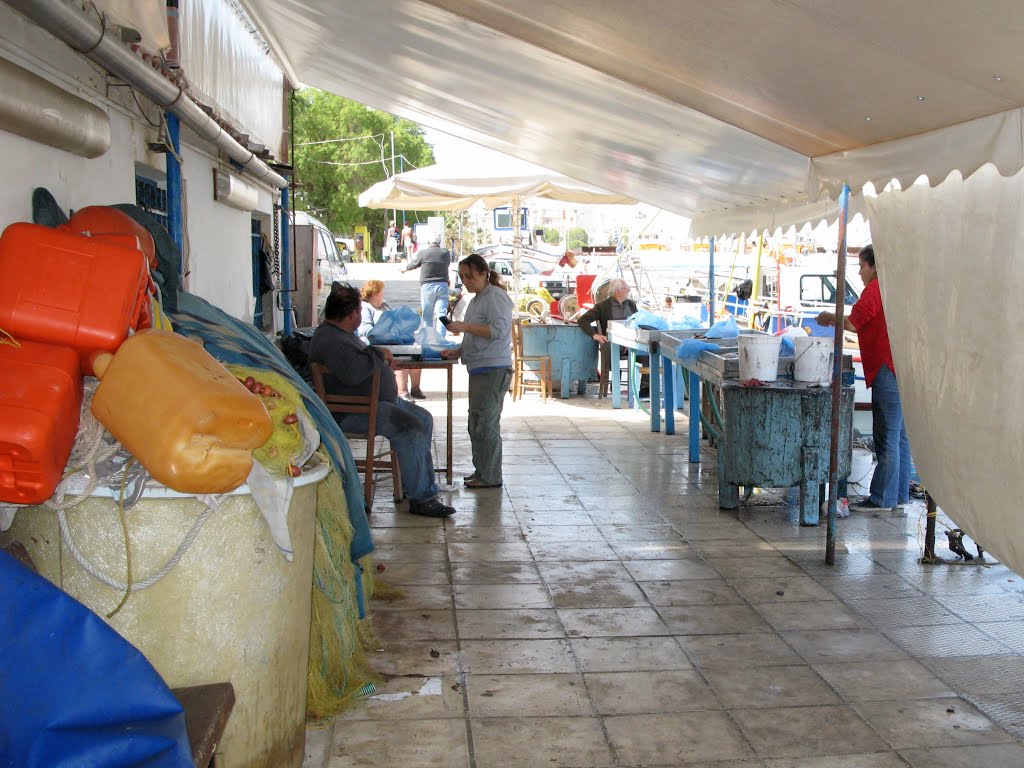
[
  {"xmin": 367, "ymin": 306, "xmax": 420, "ymax": 344},
  {"xmin": 0, "ymin": 552, "xmax": 192, "ymax": 767},
  {"xmin": 677, "ymin": 339, "xmax": 721, "ymax": 363},
  {"xmin": 666, "ymin": 315, "xmax": 703, "ymax": 331},
  {"xmin": 625, "ymin": 310, "xmax": 668, "ymax": 331},
  {"xmin": 705, "ymin": 314, "xmax": 739, "ymax": 339},
  {"xmin": 414, "ymin": 324, "xmax": 460, "ymax": 360}
]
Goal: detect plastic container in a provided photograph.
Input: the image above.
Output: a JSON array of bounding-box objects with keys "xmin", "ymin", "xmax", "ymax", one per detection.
[
  {"xmin": 0, "ymin": 457, "xmax": 329, "ymax": 768},
  {"xmin": 0, "ymin": 341, "xmax": 82, "ymax": 504},
  {"xmin": 0, "ymin": 223, "xmax": 150, "ymax": 373},
  {"xmin": 91, "ymin": 330, "xmax": 273, "ymax": 494},
  {"xmin": 738, "ymin": 334, "xmax": 782, "ymax": 382},
  {"xmin": 65, "ymin": 206, "xmax": 157, "ymax": 270},
  {"xmin": 793, "ymin": 336, "xmax": 833, "ymax": 385}
]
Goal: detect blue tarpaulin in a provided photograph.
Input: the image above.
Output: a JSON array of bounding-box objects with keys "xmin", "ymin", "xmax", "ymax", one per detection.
[{"xmin": 0, "ymin": 552, "xmax": 192, "ymax": 767}]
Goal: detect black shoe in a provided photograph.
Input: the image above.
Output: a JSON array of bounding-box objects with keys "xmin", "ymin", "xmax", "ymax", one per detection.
[
  {"xmin": 463, "ymin": 473, "xmax": 479, "ymax": 482},
  {"xmin": 464, "ymin": 477, "xmax": 502, "ymax": 489},
  {"xmin": 409, "ymin": 387, "xmax": 427, "ymax": 399},
  {"xmin": 409, "ymin": 497, "xmax": 456, "ymax": 517},
  {"xmin": 848, "ymin": 497, "xmax": 892, "ymax": 513}
]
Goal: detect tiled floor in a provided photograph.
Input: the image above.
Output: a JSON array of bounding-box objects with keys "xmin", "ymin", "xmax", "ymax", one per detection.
[{"xmin": 303, "ymin": 379, "xmax": 1024, "ymax": 768}]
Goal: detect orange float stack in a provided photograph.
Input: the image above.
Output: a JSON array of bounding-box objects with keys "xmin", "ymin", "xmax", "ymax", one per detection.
[
  {"xmin": 0, "ymin": 341, "xmax": 82, "ymax": 505},
  {"xmin": 0, "ymin": 217, "xmax": 153, "ymax": 504}
]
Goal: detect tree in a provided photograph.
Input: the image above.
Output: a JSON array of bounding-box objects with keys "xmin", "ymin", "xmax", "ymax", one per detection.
[
  {"xmin": 292, "ymin": 89, "xmax": 436, "ymax": 255},
  {"xmin": 542, "ymin": 227, "xmax": 561, "ymax": 245},
  {"xmin": 567, "ymin": 226, "xmax": 589, "ymax": 251}
]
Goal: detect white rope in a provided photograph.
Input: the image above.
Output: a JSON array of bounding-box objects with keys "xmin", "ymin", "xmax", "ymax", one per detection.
[
  {"xmin": 43, "ymin": 381, "xmax": 119, "ymax": 513},
  {"xmin": 44, "ymin": 380, "xmax": 218, "ymax": 592},
  {"xmin": 56, "ymin": 500, "xmax": 217, "ymax": 592}
]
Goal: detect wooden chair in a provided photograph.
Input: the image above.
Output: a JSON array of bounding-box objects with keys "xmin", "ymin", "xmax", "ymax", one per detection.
[
  {"xmin": 310, "ymin": 363, "xmax": 402, "ymax": 509},
  {"xmin": 511, "ymin": 318, "xmax": 552, "ymax": 402}
]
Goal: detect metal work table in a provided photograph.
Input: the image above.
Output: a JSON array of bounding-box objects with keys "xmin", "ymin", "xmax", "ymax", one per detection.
[
  {"xmin": 607, "ymin": 321, "xmax": 662, "ymax": 431},
  {"xmin": 658, "ymin": 335, "xmax": 854, "ymax": 525}
]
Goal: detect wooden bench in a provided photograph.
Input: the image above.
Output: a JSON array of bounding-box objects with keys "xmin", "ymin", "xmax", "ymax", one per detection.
[{"xmin": 172, "ymin": 683, "xmax": 236, "ymax": 767}]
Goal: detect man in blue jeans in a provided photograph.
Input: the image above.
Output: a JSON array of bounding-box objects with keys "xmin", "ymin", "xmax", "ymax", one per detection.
[
  {"xmin": 817, "ymin": 245, "xmax": 911, "ymax": 512},
  {"xmin": 309, "ymin": 286, "xmax": 455, "ymax": 518},
  {"xmin": 403, "ymin": 232, "xmax": 451, "ymax": 336}
]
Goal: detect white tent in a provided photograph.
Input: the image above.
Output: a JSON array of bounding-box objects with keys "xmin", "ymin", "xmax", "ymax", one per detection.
[
  {"xmin": 358, "ymin": 157, "xmax": 635, "ymax": 212},
  {"xmin": 359, "ymin": 158, "xmax": 635, "ymax": 294}
]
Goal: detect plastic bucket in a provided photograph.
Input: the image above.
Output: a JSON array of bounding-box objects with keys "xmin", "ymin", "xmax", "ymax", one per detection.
[
  {"xmin": 738, "ymin": 334, "xmax": 782, "ymax": 382},
  {"xmin": 793, "ymin": 336, "xmax": 833, "ymax": 386}
]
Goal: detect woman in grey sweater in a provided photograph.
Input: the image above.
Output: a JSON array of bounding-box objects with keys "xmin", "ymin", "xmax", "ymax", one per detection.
[{"xmin": 444, "ymin": 253, "xmax": 514, "ymax": 488}]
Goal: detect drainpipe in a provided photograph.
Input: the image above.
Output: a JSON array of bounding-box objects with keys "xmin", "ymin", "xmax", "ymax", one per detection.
[
  {"xmin": 280, "ymin": 185, "xmax": 293, "ymax": 336},
  {"xmin": 165, "ymin": 112, "xmax": 183, "ymax": 272},
  {"xmin": 6, "ymin": 0, "xmax": 287, "ymax": 190}
]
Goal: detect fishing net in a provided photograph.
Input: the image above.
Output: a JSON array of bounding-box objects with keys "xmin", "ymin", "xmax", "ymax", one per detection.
[{"xmin": 305, "ymin": 464, "xmax": 380, "ymax": 721}]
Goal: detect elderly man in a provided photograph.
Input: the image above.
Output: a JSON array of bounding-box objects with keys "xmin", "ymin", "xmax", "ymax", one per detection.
[
  {"xmin": 403, "ymin": 232, "xmax": 452, "ymax": 335},
  {"xmin": 309, "ymin": 285, "xmax": 455, "ymax": 518},
  {"xmin": 578, "ymin": 278, "xmax": 646, "ymax": 397}
]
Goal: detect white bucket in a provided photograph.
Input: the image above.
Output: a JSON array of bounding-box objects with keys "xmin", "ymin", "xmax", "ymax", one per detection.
[
  {"xmin": 738, "ymin": 334, "xmax": 782, "ymax": 382},
  {"xmin": 793, "ymin": 336, "xmax": 833, "ymax": 386}
]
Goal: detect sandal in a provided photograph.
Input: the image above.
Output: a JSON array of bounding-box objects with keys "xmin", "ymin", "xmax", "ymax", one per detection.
[{"xmin": 464, "ymin": 477, "xmax": 502, "ymax": 489}]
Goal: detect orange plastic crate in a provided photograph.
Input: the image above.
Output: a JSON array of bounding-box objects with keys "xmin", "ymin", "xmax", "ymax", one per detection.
[
  {"xmin": 0, "ymin": 223, "xmax": 150, "ymax": 373},
  {"xmin": 0, "ymin": 341, "xmax": 82, "ymax": 505}
]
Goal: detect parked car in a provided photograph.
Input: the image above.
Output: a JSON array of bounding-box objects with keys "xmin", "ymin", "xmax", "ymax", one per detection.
[
  {"xmin": 451, "ymin": 257, "xmax": 570, "ymax": 300},
  {"xmin": 289, "ymin": 211, "xmax": 348, "ymax": 326}
]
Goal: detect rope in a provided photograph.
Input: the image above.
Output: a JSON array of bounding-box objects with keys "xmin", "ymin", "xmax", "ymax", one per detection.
[
  {"xmin": 105, "ymin": 460, "xmax": 134, "ymax": 617},
  {"xmin": 57, "ymin": 496, "xmax": 216, "ymax": 593},
  {"xmin": 0, "ymin": 327, "xmax": 19, "ymax": 348}
]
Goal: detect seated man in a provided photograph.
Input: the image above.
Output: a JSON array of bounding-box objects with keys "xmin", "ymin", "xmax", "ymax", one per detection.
[
  {"xmin": 577, "ymin": 278, "xmax": 648, "ymax": 396},
  {"xmin": 309, "ymin": 286, "xmax": 455, "ymax": 518}
]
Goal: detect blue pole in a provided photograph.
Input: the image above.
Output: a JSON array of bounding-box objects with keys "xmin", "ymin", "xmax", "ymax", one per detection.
[
  {"xmin": 281, "ymin": 186, "xmax": 293, "ymax": 336},
  {"xmin": 708, "ymin": 236, "xmax": 716, "ymax": 322},
  {"xmin": 165, "ymin": 112, "xmax": 183, "ymax": 276},
  {"xmin": 688, "ymin": 371, "xmax": 700, "ymax": 463}
]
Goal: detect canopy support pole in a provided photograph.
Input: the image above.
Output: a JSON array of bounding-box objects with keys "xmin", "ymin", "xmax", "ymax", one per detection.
[
  {"xmin": 708, "ymin": 236, "xmax": 716, "ymax": 322},
  {"xmin": 748, "ymin": 233, "xmax": 764, "ymax": 328},
  {"xmin": 511, "ymin": 196, "xmax": 522, "ymax": 298},
  {"xmin": 825, "ymin": 183, "xmax": 851, "ymax": 565}
]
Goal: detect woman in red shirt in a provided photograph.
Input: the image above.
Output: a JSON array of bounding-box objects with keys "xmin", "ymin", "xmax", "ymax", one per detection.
[{"xmin": 817, "ymin": 245, "xmax": 910, "ymax": 512}]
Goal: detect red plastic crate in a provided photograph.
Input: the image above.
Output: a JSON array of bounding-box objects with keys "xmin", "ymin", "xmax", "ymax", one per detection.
[
  {"xmin": 0, "ymin": 341, "xmax": 82, "ymax": 505},
  {"xmin": 0, "ymin": 223, "xmax": 150, "ymax": 373}
]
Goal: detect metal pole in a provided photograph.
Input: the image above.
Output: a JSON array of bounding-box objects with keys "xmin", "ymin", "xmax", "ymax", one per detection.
[
  {"xmin": 825, "ymin": 183, "xmax": 851, "ymax": 565},
  {"xmin": 923, "ymin": 492, "xmax": 937, "ymax": 560},
  {"xmin": 511, "ymin": 196, "xmax": 522, "ymax": 297},
  {"xmin": 281, "ymin": 185, "xmax": 293, "ymax": 336},
  {"xmin": 165, "ymin": 112, "xmax": 183, "ymax": 275},
  {"xmin": 748, "ymin": 233, "xmax": 764, "ymax": 328},
  {"xmin": 390, "ymin": 130, "xmax": 396, "ymax": 230},
  {"xmin": 708, "ymin": 236, "xmax": 716, "ymax": 322}
]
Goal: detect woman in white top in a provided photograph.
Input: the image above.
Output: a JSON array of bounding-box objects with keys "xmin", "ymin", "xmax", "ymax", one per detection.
[{"xmin": 359, "ymin": 280, "xmax": 424, "ymax": 400}]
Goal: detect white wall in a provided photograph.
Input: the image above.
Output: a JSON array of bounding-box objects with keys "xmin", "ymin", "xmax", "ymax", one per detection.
[
  {"xmin": 0, "ymin": 4, "xmax": 283, "ymax": 325},
  {"xmin": 180, "ymin": 146, "xmax": 257, "ymax": 321}
]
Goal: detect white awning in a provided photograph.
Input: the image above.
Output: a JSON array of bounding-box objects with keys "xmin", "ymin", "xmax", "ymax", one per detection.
[{"xmin": 242, "ymin": 0, "xmax": 1024, "ymax": 219}]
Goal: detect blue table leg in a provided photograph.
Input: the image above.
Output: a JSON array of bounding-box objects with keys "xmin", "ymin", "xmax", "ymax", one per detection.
[
  {"xmin": 663, "ymin": 358, "xmax": 674, "ymax": 435},
  {"xmin": 611, "ymin": 341, "xmax": 622, "ymax": 408},
  {"xmin": 626, "ymin": 349, "xmax": 635, "ymax": 409},
  {"xmin": 650, "ymin": 348, "xmax": 661, "ymax": 432},
  {"xmin": 560, "ymin": 358, "xmax": 572, "ymax": 400},
  {"xmin": 688, "ymin": 370, "xmax": 700, "ymax": 463}
]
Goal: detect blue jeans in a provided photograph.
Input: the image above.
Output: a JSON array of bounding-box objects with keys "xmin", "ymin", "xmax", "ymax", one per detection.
[
  {"xmin": 420, "ymin": 281, "xmax": 450, "ymax": 336},
  {"xmin": 869, "ymin": 364, "xmax": 911, "ymax": 507},
  {"xmin": 335, "ymin": 397, "xmax": 438, "ymax": 502}
]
